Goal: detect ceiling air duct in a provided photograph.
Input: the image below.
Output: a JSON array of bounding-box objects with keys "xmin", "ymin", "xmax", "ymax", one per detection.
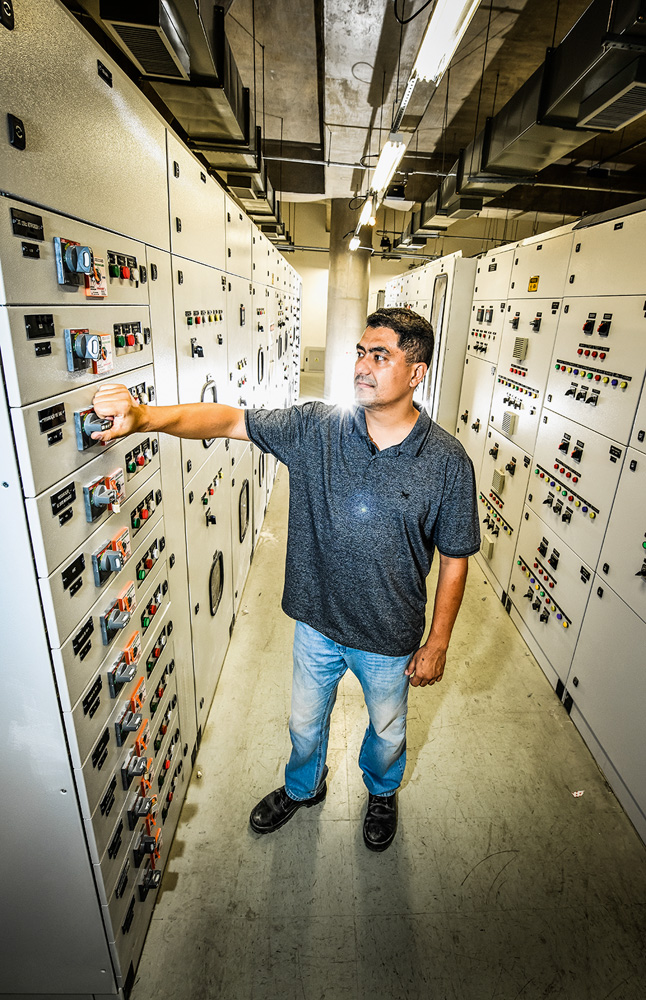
[
  {"xmin": 578, "ymin": 56, "xmax": 646, "ymax": 130},
  {"xmin": 99, "ymin": 2, "xmax": 250, "ymax": 144},
  {"xmin": 100, "ymin": 0, "xmax": 190, "ymax": 79}
]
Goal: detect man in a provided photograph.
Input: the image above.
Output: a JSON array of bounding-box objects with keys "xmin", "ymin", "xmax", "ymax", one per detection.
[{"xmin": 92, "ymin": 307, "xmax": 480, "ymax": 852}]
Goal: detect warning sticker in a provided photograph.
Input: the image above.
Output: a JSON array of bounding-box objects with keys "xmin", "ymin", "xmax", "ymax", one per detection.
[{"xmin": 528, "ymin": 275, "xmax": 540, "ymax": 292}]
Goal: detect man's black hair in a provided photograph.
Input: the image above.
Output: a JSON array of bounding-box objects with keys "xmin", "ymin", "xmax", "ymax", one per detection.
[{"xmin": 365, "ymin": 307, "xmax": 434, "ymax": 367}]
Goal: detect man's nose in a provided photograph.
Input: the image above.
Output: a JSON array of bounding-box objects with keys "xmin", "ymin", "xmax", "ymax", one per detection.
[{"xmin": 355, "ymin": 354, "xmax": 370, "ymax": 375}]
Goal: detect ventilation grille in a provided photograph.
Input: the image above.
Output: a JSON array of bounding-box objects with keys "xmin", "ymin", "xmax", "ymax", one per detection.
[
  {"xmin": 513, "ymin": 337, "xmax": 528, "ymax": 362},
  {"xmin": 481, "ymin": 534, "xmax": 495, "ymax": 561},
  {"xmin": 492, "ymin": 468, "xmax": 505, "ymax": 494},
  {"xmin": 502, "ymin": 411, "xmax": 517, "ymax": 436},
  {"xmin": 584, "ymin": 83, "xmax": 646, "ymax": 130},
  {"xmin": 112, "ymin": 24, "xmax": 184, "ymax": 77}
]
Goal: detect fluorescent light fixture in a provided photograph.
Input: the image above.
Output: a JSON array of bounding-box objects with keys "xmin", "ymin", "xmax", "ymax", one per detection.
[
  {"xmin": 371, "ymin": 133, "xmax": 407, "ymax": 193},
  {"xmin": 349, "ymin": 235, "xmax": 361, "ymax": 251},
  {"xmin": 359, "ymin": 196, "xmax": 373, "ymax": 227},
  {"xmin": 414, "ymin": 0, "xmax": 482, "ymax": 85}
]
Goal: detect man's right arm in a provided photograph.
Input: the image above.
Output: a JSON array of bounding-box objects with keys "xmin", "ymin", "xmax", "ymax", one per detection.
[{"xmin": 91, "ymin": 383, "xmax": 249, "ymax": 444}]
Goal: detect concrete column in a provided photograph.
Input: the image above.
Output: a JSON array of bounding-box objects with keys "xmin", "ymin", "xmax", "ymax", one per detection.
[{"xmin": 324, "ymin": 198, "xmax": 372, "ymax": 403}]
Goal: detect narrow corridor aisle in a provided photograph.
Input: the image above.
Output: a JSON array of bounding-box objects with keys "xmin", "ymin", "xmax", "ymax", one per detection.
[{"xmin": 133, "ymin": 420, "xmax": 646, "ymax": 1000}]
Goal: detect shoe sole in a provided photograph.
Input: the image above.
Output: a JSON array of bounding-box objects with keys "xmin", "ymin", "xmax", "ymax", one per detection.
[
  {"xmin": 362, "ymin": 831, "xmax": 396, "ymax": 852},
  {"xmin": 249, "ymin": 784, "xmax": 327, "ymax": 835}
]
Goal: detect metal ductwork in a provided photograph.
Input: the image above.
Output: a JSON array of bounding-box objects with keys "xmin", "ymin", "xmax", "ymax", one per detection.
[
  {"xmin": 418, "ymin": 190, "xmax": 449, "ymax": 231},
  {"xmin": 99, "ymin": 2, "xmax": 250, "ymax": 144},
  {"xmin": 423, "ymin": 0, "xmax": 646, "ymax": 225},
  {"xmin": 543, "ymin": 0, "xmax": 646, "ymax": 129}
]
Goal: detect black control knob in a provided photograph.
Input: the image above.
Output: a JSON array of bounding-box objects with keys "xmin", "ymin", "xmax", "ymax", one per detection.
[
  {"xmin": 558, "ymin": 441, "xmax": 568, "ymax": 453},
  {"xmin": 538, "ymin": 542, "xmax": 548, "ymax": 556},
  {"xmin": 530, "ymin": 317, "xmax": 541, "ymax": 331},
  {"xmin": 511, "ymin": 315, "xmax": 520, "ymax": 330},
  {"xmin": 471, "ymin": 419, "xmax": 480, "ymax": 432},
  {"xmin": 524, "ymin": 588, "xmax": 533, "ymax": 599},
  {"xmin": 582, "ymin": 319, "xmax": 594, "ymax": 335},
  {"xmin": 585, "ymin": 395, "xmax": 598, "ymax": 406},
  {"xmin": 539, "ymin": 608, "xmax": 549, "ymax": 623},
  {"xmin": 561, "ymin": 509, "xmax": 572, "ymax": 524},
  {"xmin": 460, "ymin": 410, "xmax": 468, "ymax": 424},
  {"xmin": 489, "ymin": 444, "xmax": 499, "ymax": 459},
  {"xmin": 597, "ymin": 321, "xmax": 611, "ymax": 337},
  {"xmin": 553, "ymin": 501, "xmax": 563, "ymax": 515},
  {"xmin": 542, "ymin": 496, "xmax": 553, "ymax": 507},
  {"xmin": 571, "ymin": 447, "xmax": 583, "ymax": 462},
  {"xmin": 565, "ymin": 387, "xmax": 576, "ymax": 398},
  {"xmin": 532, "ymin": 598, "xmax": 541, "ymax": 611},
  {"xmin": 548, "ymin": 554, "xmax": 559, "ymax": 570},
  {"xmin": 635, "ymin": 562, "xmax": 646, "ymax": 578},
  {"xmin": 505, "ymin": 459, "xmax": 516, "ymax": 476}
]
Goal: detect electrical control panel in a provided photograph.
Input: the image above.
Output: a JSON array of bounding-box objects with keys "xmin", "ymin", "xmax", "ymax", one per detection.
[
  {"xmin": 567, "ymin": 211, "xmax": 646, "ymax": 297},
  {"xmin": 631, "ymin": 380, "xmax": 646, "ymax": 456},
  {"xmin": 544, "ymin": 297, "xmax": 646, "ymax": 443},
  {"xmin": 565, "ymin": 582, "xmax": 646, "ymax": 833},
  {"xmin": 526, "ymin": 412, "xmax": 624, "ymax": 568},
  {"xmin": 0, "ymin": 204, "xmax": 151, "ymax": 309},
  {"xmin": 597, "ymin": 449, "xmax": 646, "ymax": 623},
  {"xmin": 488, "ymin": 297, "xmax": 561, "ymax": 454},
  {"xmin": 508, "ymin": 506, "xmax": 593, "ymax": 683},
  {"xmin": 167, "ymin": 132, "xmax": 226, "ymax": 272},
  {"xmin": 171, "ymin": 256, "xmax": 228, "ymax": 485},
  {"xmin": 455, "ymin": 357, "xmax": 497, "ymax": 471},
  {"xmin": 227, "ymin": 273, "xmax": 253, "ymax": 468},
  {"xmin": 475, "ymin": 432, "xmax": 532, "ymax": 596},
  {"xmin": 183, "ymin": 444, "xmax": 234, "ymax": 735},
  {"xmin": 230, "ymin": 444, "xmax": 255, "ymax": 616},
  {"xmin": 0, "ymin": 1, "xmax": 301, "ymax": 991},
  {"xmin": 507, "ymin": 226, "xmax": 575, "ymax": 299},
  {"xmin": 467, "ymin": 298, "xmax": 506, "ymax": 363},
  {"xmin": 225, "ymin": 196, "xmax": 253, "ymax": 281},
  {"xmin": 0, "ymin": 305, "xmax": 153, "ymax": 407}
]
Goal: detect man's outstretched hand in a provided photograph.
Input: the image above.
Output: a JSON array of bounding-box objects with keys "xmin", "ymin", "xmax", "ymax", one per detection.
[{"xmin": 91, "ymin": 383, "xmax": 145, "ymax": 443}]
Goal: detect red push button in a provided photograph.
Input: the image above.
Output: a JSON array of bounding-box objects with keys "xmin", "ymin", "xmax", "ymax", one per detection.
[
  {"xmin": 121, "ymin": 266, "xmax": 131, "ymax": 280},
  {"xmin": 141, "ymin": 508, "xmax": 150, "ymax": 520},
  {"xmin": 136, "ymin": 455, "xmax": 146, "ymax": 467}
]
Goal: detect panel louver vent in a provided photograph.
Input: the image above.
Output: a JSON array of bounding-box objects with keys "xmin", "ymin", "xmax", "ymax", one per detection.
[
  {"xmin": 513, "ymin": 337, "xmax": 528, "ymax": 362},
  {"xmin": 582, "ymin": 83, "xmax": 646, "ymax": 130},
  {"xmin": 492, "ymin": 468, "xmax": 505, "ymax": 494},
  {"xmin": 113, "ymin": 24, "xmax": 185, "ymax": 78},
  {"xmin": 502, "ymin": 411, "xmax": 517, "ymax": 436}
]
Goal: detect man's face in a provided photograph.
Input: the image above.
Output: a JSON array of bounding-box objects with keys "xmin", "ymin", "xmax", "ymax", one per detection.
[{"xmin": 354, "ymin": 325, "xmax": 425, "ymax": 409}]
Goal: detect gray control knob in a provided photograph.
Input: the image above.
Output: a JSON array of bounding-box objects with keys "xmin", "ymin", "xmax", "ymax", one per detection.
[
  {"xmin": 74, "ymin": 333, "xmax": 100, "ymax": 360},
  {"xmin": 99, "ymin": 549, "xmax": 122, "ymax": 574},
  {"xmin": 83, "ymin": 411, "xmax": 113, "ymax": 439},
  {"xmin": 65, "ymin": 244, "xmax": 93, "ymax": 274},
  {"xmin": 114, "ymin": 660, "xmax": 137, "ymax": 686},
  {"xmin": 91, "ymin": 484, "xmax": 117, "ymax": 508},
  {"xmin": 107, "ymin": 609, "xmax": 130, "ymax": 632}
]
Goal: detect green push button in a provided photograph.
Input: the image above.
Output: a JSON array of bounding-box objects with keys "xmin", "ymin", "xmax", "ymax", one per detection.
[
  {"xmin": 142, "ymin": 615, "xmax": 150, "ymax": 628},
  {"xmin": 138, "ymin": 569, "xmax": 146, "ymax": 580},
  {"xmin": 587, "ymin": 372, "xmax": 594, "ymax": 379},
  {"xmin": 109, "ymin": 263, "xmax": 120, "ymax": 278},
  {"xmin": 115, "ymin": 335, "xmax": 126, "ymax": 348}
]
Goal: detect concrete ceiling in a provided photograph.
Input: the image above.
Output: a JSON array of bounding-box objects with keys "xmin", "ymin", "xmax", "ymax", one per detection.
[
  {"xmin": 224, "ymin": 0, "xmax": 646, "ymax": 223},
  {"xmin": 68, "ymin": 0, "xmax": 646, "ymax": 245}
]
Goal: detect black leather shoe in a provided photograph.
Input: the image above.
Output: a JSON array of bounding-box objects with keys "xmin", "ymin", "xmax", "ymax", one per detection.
[
  {"xmin": 249, "ymin": 767, "xmax": 328, "ymax": 835},
  {"xmin": 363, "ymin": 792, "xmax": 398, "ymax": 852}
]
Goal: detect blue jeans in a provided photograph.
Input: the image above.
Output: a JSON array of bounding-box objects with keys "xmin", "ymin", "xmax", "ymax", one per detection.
[{"xmin": 285, "ymin": 621, "xmax": 413, "ymax": 800}]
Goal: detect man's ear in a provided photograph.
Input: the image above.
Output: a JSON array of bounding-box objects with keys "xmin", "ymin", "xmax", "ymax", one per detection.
[{"xmin": 410, "ymin": 362, "xmax": 427, "ymax": 388}]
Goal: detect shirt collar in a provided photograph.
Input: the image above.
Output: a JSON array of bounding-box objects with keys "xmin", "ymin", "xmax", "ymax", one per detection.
[{"xmin": 352, "ymin": 403, "xmax": 432, "ymax": 457}]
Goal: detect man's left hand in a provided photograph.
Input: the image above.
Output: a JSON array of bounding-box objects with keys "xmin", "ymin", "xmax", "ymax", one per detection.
[{"xmin": 405, "ymin": 640, "xmax": 447, "ymax": 688}]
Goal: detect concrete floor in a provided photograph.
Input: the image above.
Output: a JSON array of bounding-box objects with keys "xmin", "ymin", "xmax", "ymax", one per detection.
[{"xmin": 132, "ymin": 374, "xmax": 646, "ymax": 1000}]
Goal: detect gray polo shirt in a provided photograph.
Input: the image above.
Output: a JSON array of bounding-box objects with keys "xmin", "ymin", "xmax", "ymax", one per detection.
[{"xmin": 245, "ymin": 401, "xmax": 480, "ymax": 655}]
